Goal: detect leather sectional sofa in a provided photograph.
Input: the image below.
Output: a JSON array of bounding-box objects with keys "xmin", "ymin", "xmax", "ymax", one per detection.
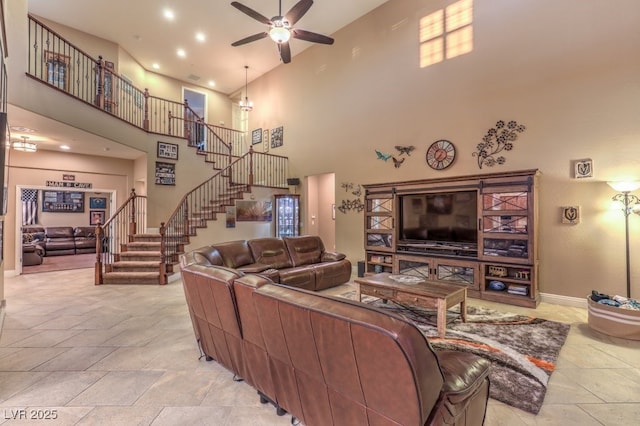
[
  {"xmin": 179, "ymin": 262, "xmax": 491, "ymax": 425},
  {"xmin": 22, "ymin": 225, "xmax": 97, "ymax": 256},
  {"xmin": 181, "ymin": 235, "xmax": 352, "ymax": 291}
]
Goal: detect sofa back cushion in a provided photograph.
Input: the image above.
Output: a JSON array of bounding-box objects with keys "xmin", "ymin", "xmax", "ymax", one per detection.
[
  {"xmin": 248, "ymin": 238, "xmax": 293, "ymax": 269},
  {"xmin": 180, "ymin": 246, "xmax": 224, "ymax": 267},
  {"xmin": 253, "ymin": 284, "xmax": 444, "ymax": 426},
  {"xmin": 74, "ymin": 227, "xmax": 96, "ymax": 238},
  {"xmin": 45, "ymin": 227, "xmax": 75, "ymax": 239},
  {"xmin": 180, "ymin": 264, "xmax": 246, "ymax": 377},
  {"xmin": 284, "ymin": 235, "xmax": 324, "ymax": 267},
  {"xmin": 213, "ymin": 240, "xmax": 254, "ymax": 268}
]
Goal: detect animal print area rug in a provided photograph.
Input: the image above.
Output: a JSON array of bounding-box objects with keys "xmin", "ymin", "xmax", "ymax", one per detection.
[{"xmin": 338, "ymin": 292, "xmax": 570, "ymax": 414}]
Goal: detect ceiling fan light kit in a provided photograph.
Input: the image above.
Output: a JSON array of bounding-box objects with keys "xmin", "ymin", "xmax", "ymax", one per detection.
[{"xmin": 231, "ymin": 0, "xmax": 334, "ymax": 64}]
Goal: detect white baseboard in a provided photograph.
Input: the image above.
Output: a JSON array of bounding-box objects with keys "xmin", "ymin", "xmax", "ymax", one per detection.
[{"xmin": 541, "ymin": 292, "xmax": 587, "ymax": 308}]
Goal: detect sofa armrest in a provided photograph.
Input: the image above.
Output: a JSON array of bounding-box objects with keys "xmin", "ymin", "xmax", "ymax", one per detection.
[{"xmin": 321, "ymin": 251, "xmax": 346, "ymax": 262}]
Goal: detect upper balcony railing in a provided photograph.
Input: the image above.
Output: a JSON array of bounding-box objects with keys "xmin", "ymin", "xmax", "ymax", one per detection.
[{"xmin": 25, "ymin": 15, "xmax": 248, "ymax": 155}]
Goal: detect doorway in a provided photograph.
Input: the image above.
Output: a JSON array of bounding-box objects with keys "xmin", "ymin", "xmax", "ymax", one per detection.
[
  {"xmin": 183, "ymin": 87, "xmax": 207, "ymax": 150},
  {"xmin": 14, "ymin": 185, "xmax": 117, "ymax": 275},
  {"xmin": 304, "ymin": 173, "xmax": 336, "ymax": 250}
]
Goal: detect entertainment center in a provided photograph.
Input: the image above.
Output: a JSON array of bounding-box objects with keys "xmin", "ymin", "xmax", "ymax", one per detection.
[{"xmin": 363, "ymin": 169, "xmax": 539, "ymax": 307}]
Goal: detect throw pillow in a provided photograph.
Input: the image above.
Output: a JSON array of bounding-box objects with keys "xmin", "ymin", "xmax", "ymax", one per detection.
[{"xmin": 22, "ymin": 233, "xmax": 34, "ymax": 244}]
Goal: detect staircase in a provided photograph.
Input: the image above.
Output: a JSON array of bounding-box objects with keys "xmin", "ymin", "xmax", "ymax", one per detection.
[
  {"xmin": 96, "ymin": 181, "xmax": 253, "ymax": 285},
  {"xmin": 102, "ymin": 234, "xmax": 163, "ymax": 285}
]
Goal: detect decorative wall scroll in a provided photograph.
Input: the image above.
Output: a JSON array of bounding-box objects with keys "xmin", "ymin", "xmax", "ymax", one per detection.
[
  {"xmin": 473, "ymin": 120, "xmax": 526, "ymax": 169},
  {"xmin": 263, "ymin": 129, "xmax": 269, "ymax": 152}
]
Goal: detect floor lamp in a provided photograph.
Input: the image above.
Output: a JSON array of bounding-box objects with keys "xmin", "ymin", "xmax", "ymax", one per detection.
[{"xmin": 607, "ymin": 181, "xmax": 640, "ymax": 298}]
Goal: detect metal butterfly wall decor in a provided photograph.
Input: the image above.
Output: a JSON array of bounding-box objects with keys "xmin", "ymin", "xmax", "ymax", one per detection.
[
  {"xmin": 375, "ymin": 150, "xmax": 392, "ymax": 161},
  {"xmin": 395, "ymin": 145, "xmax": 415, "ymax": 156},
  {"xmin": 392, "ymin": 157, "xmax": 405, "ymax": 168}
]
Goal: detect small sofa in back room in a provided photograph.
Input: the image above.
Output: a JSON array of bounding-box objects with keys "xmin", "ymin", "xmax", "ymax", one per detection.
[
  {"xmin": 179, "ymin": 262, "xmax": 491, "ymax": 425},
  {"xmin": 180, "ymin": 235, "xmax": 352, "ymax": 291},
  {"xmin": 22, "ymin": 225, "xmax": 97, "ymax": 256}
]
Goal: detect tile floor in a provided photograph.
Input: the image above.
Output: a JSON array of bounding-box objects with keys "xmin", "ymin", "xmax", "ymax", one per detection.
[{"xmin": 1, "ymin": 268, "xmax": 639, "ymax": 425}]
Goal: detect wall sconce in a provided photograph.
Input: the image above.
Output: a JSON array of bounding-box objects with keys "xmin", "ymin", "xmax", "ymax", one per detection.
[{"xmin": 607, "ymin": 181, "xmax": 640, "ymax": 298}]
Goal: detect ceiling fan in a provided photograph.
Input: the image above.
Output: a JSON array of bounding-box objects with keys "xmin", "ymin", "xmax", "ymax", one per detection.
[{"xmin": 230, "ymin": 0, "xmax": 334, "ymax": 64}]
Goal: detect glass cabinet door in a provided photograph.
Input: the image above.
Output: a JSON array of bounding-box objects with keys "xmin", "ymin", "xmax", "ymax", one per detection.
[
  {"xmin": 274, "ymin": 195, "xmax": 300, "ymax": 238},
  {"xmin": 365, "ymin": 196, "xmax": 394, "ymax": 251},
  {"xmin": 480, "ymin": 190, "xmax": 531, "ymax": 263}
]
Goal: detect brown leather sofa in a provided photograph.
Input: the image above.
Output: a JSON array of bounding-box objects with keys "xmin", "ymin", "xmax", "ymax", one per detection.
[
  {"xmin": 181, "ymin": 235, "xmax": 351, "ymax": 291},
  {"xmin": 179, "ymin": 263, "xmax": 491, "ymax": 425},
  {"xmin": 21, "ymin": 225, "xmax": 97, "ymax": 257}
]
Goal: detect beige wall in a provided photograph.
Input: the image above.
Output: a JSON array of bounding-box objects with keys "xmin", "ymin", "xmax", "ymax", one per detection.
[{"xmin": 244, "ymin": 0, "xmax": 640, "ymax": 300}]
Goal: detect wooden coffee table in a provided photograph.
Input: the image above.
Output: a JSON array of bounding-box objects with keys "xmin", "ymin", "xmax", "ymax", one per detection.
[{"xmin": 354, "ymin": 273, "xmax": 467, "ymax": 337}]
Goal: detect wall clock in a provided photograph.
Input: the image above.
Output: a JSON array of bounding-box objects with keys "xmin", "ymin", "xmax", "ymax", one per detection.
[{"xmin": 426, "ymin": 140, "xmax": 456, "ymax": 170}]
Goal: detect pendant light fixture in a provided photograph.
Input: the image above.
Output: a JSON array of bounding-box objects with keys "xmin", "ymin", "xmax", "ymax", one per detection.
[
  {"xmin": 12, "ymin": 136, "xmax": 37, "ymax": 153},
  {"xmin": 239, "ymin": 65, "xmax": 253, "ymax": 112}
]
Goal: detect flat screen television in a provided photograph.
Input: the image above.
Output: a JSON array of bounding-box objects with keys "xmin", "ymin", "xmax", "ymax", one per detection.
[{"xmin": 398, "ymin": 190, "xmax": 478, "ymax": 245}]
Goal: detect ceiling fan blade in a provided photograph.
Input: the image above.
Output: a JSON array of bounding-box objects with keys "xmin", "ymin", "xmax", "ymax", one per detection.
[
  {"xmin": 285, "ymin": 0, "xmax": 313, "ymax": 26},
  {"xmin": 231, "ymin": 32, "xmax": 268, "ymax": 46},
  {"xmin": 230, "ymin": 2, "xmax": 272, "ymax": 25},
  {"xmin": 292, "ymin": 29, "xmax": 334, "ymax": 45},
  {"xmin": 279, "ymin": 42, "xmax": 292, "ymax": 64}
]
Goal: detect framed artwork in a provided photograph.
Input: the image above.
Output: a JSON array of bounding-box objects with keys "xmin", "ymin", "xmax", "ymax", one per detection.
[
  {"xmin": 271, "ymin": 126, "xmax": 283, "ymax": 149},
  {"xmin": 157, "ymin": 141, "xmax": 179, "ymax": 160},
  {"xmin": 263, "ymin": 129, "xmax": 269, "ymax": 152},
  {"xmin": 89, "ymin": 197, "xmax": 107, "ymax": 209},
  {"xmin": 574, "ymin": 159, "xmax": 593, "ymax": 179},
  {"xmin": 155, "ymin": 162, "xmax": 176, "ymax": 185},
  {"xmin": 252, "ymin": 128, "xmax": 262, "ymax": 145},
  {"xmin": 42, "ymin": 190, "xmax": 85, "ymax": 212},
  {"xmin": 90, "ymin": 210, "xmax": 105, "ymax": 225},
  {"xmin": 236, "ymin": 200, "xmax": 272, "ymax": 222},
  {"xmin": 226, "ymin": 206, "xmax": 236, "ymax": 228}
]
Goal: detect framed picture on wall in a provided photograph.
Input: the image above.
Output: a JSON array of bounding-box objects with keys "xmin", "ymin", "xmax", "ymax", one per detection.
[
  {"xmin": 42, "ymin": 190, "xmax": 85, "ymax": 212},
  {"xmin": 157, "ymin": 141, "xmax": 179, "ymax": 160},
  {"xmin": 155, "ymin": 162, "xmax": 176, "ymax": 185},
  {"xmin": 89, "ymin": 197, "xmax": 107, "ymax": 209},
  {"xmin": 90, "ymin": 210, "xmax": 105, "ymax": 225}
]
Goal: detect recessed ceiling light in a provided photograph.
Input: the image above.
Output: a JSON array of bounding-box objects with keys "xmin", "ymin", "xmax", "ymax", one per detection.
[
  {"xmin": 208, "ymin": 80, "xmax": 216, "ymax": 87},
  {"xmin": 177, "ymin": 48, "xmax": 186, "ymax": 58},
  {"xmin": 152, "ymin": 63, "xmax": 160, "ymax": 69},
  {"xmin": 163, "ymin": 9, "xmax": 175, "ymax": 21},
  {"xmin": 10, "ymin": 126, "xmax": 36, "ymax": 133},
  {"xmin": 195, "ymin": 32, "xmax": 206, "ymax": 42},
  {"xmin": 60, "ymin": 145, "xmax": 71, "ymax": 150}
]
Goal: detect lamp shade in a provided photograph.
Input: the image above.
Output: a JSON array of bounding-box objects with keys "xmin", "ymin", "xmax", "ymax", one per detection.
[
  {"xmin": 269, "ymin": 27, "xmax": 291, "ymax": 43},
  {"xmin": 607, "ymin": 181, "xmax": 640, "ymax": 192}
]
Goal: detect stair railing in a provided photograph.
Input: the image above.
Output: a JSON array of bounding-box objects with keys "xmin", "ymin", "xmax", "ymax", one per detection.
[
  {"xmin": 26, "ymin": 15, "xmax": 215, "ymax": 138},
  {"xmin": 95, "ymin": 189, "xmax": 147, "ymax": 285}
]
